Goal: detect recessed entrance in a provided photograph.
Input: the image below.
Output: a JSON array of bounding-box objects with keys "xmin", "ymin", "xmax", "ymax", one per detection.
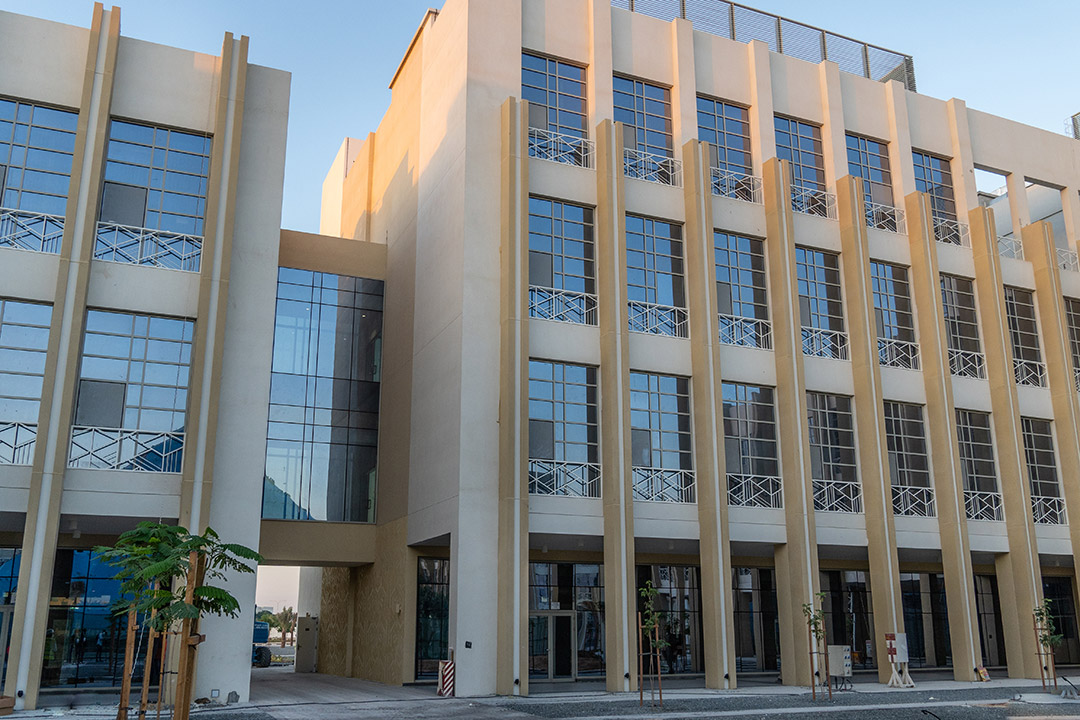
[{"xmin": 529, "ymin": 612, "xmax": 576, "ymax": 681}]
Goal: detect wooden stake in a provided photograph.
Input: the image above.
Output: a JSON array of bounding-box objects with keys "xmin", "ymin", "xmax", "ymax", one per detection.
[
  {"xmin": 116, "ymin": 606, "xmax": 137, "ymax": 720},
  {"xmin": 654, "ymin": 623, "xmax": 662, "ymax": 707},
  {"xmin": 173, "ymin": 551, "xmax": 205, "ymax": 720},
  {"xmin": 1035, "ymin": 614, "xmax": 1047, "ymax": 692},
  {"xmin": 637, "ymin": 612, "xmax": 643, "ymax": 706},
  {"xmin": 138, "ymin": 585, "xmax": 159, "ymax": 720},
  {"xmin": 823, "ymin": 635, "xmax": 832, "ymax": 700},
  {"xmin": 156, "ymin": 630, "xmax": 168, "ymax": 720},
  {"xmin": 808, "ymin": 620, "xmax": 815, "ymax": 701}
]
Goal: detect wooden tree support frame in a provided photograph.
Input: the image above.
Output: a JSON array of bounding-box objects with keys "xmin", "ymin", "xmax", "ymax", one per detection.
[
  {"xmin": 1034, "ymin": 613, "xmax": 1059, "ymax": 693},
  {"xmin": 172, "ymin": 551, "xmax": 206, "ymax": 720},
  {"xmin": 637, "ymin": 612, "xmax": 663, "ymax": 708}
]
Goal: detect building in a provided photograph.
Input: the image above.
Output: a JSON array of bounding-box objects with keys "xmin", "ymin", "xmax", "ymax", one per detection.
[{"xmin": 3, "ymin": 0, "xmax": 1080, "ymax": 709}]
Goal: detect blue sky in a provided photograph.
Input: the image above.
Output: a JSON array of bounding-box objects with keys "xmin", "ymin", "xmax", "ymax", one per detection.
[{"xmin": 3, "ymin": 0, "xmax": 1077, "ymax": 233}]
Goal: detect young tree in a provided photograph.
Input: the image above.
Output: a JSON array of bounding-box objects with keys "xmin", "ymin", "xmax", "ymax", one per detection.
[{"xmin": 274, "ymin": 607, "xmax": 296, "ymax": 647}]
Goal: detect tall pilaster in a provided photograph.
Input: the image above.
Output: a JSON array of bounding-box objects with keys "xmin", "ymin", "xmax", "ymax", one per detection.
[
  {"xmin": 6, "ymin": 5, "xmax": 120, "ymax": 709},
  {"xmin": 596, "ymin": 119, "xmax": 637, "ymax": 692}
]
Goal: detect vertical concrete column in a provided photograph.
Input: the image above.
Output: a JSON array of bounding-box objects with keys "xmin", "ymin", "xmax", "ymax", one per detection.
[
  {"xmin": 5, "ymin": 6, "xmax": 119, "ymax": 709},
  {"xmin": 762, "ymin": 157, "xmax": 820, "ymax": 687},
  {"xmin": 746, "ymin": 41, "xmax": 776, "ymax": 178},
  {"xmin": 669, "ymin": 19, "xmax": 697, "ymax": 149},
  {"xmin": 883, "ymin": 81, "xmax": 916, "ymax": 200},
  {"xmin": 1061, "ymin": 187, "xmax": 1080, "ymax": 252},
  {"xmin": 817, "ymin": 62, "xmax": 847, "ymax": 190},
  {"xmin": 968, "ymin": 206, "xmax": 1043, "ymax": 678},
  {"xmin": 587, "ymin": 0, "xmax": 614, "ymax": 126},
  {"xmin": 835, "ymin": 176, "xmax": 905, "ymax": 683},
  {"xmin": 1021, "ymin": 222, "xmax": 1080, "ymax": 567},
  {"xmin": 496, "ymin": 97, "xmax": 530, "ymax": 696},
  {"xmin": 179, "ymin": 34, "xmax": 249, "ymax": 532},
  {"xmin": 1005, "ymin": 173, "xmax": 1031, "ymax": 241},
  {"xmin": 595, "ymin": 119, "xmax": 637, "ymax": 692},
  {"xmin": 945, "ymin": 99, "xmax": 979, "ymax": 217},
  {"xmin": 682, "ymin": 139, "xmax": 736, "ymax": 689},
  {"xmin": 904, "ymin": 191, "xmax": 982, "ymax": 680}
]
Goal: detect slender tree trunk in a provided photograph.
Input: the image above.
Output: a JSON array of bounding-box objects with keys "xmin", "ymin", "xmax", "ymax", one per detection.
[{"xmin": 116, "ymin": 607, "xmax": 137, "ymax": 720}]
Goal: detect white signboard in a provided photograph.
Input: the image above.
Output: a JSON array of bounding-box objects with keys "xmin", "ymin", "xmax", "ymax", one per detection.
[
  {"xmin": 885, "ymin": 632, "xmax": 909, "ymax": 664},
  {"xmin": 827, "ymin": 645, "xmax": 852, "ymax": 677}
]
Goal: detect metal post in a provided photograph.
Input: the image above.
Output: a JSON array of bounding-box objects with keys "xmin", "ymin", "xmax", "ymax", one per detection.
[
  {"xmin": 775, "ymin": 17, "xmax": 783, "ymax": 53},
  {"xmin": 638, "ymin": 612, "xmax": 643, "ymax": 706},
  {"xmin": 728, "ymin": 2, "xmax": 736, "ymax": 40},
  {"xmin": 862, "ymin": 44, "xmax": 871, "ymax": 80},
  {"xmin": 820, "ymin": 31, "xmax": 828, "ymax": 62}
]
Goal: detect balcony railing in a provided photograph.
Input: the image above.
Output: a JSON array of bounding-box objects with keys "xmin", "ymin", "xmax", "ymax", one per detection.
[
  {"xmin": 801, "ymin": 327, "xmax": 849, "ymax": 360},
  {"xmin": 892, "ymin": 485, "xmax": 936, "ymax": 518},
  {"xmin": 878, "ymin": 337, "xmax": 920, "ymax": 370},
  {"xmin": 68, "ymin": 426, "xmax": 185, "ymax": 473},
  {"xmin": 1075, "ymin": 366, "xmax": 1080, "ymax": 393},
  {"xmin": 997, "ymin": 236, "xmax": 1024, "ymax": 260},
  {"xmin": 813, "ymin": 479, "xmax": 863, "ymax": 513},
  {"xmin": 528, "ymin": 460, "xmax": 601, "ymax": 498},
  {"xmin": 1031, "ymin": 495, "xmax": 1066, "ymax": 525},
  {"xmin": 711, "ymin": 168, "xmax": 762, "ymax": 204},
  {"xmin": 1013, "ymin": 358, "xmax": 1047, "ymax": 388},
  {"xmin": 933, "ymin": 217, "xmax": 970, "ymax": 247},
  {"xmin": 529, "ymin": 286, "xmax": 599, "ymax": 326},
  {"xmin": 94, "ymin": 222, "xmax": 202, "ymax": 272},
  {"xmin": 865, "ymin": 201, "xmax": 906, "ymax": 234},
  {"xmin": 791, "ymin": 184, "xmax": 836, "ymax": 219},
  {"xmin": 632, "ymin": 467, "xmax": 696, "ymax": 503},
  {"xmin": 1057, "ymin": 247, "xmax": 1079, "ymax": 273},
  {"xmin": 727, "ymin": 474, "xmax": 782, "ymax": 509},
  {"xmin": 964, "ymin": 490, "xmax": 1004, "ymax": 521},
  {"xmin": 0, "ymin": 421, "xmax": 36, "ymax": 465},
  {"xmin": 718, "ymin": 314, "xmax": 772, "ymax": 350},
  {"xmin": 527, "ymin": 128, "xmax": 595, "ymax": 169},
  {"xmin": 628, "ymin": 301, "xmax": 689, "ymax": 338},
  {"xmin": 948, "ymin": 348, "xmax": 986, "ymax": 379},
  {"xmin": 623, "ymin": 148, "xmax": 682, "ymax": 187},
  {"xmin": 0, "ymin": 207, "xmax": 64, "ymax": 254}
]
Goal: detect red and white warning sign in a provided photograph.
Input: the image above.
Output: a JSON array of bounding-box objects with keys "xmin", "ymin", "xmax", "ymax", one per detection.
[
  {"xmin": 885, "ymin": 633, "xmax": 915, "ymax": 688},
  {"xmin": 437, "ymin": 659, "xmax": 456, "ymax": 697}
]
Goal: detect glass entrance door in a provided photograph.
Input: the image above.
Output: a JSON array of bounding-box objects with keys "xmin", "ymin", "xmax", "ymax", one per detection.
[{"xmin": 529, "ymin": 612, "xmax": 576, "ymax": 680}]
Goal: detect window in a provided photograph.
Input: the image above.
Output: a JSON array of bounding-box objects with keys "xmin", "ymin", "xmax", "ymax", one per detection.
[
  {"xmin": 940, "ymin": 274, "xmax": 984, "ymax": 378},
  {"xmin": 806, "ymin": 392, "xmax": 860, "ymax": 512},
  {"xmin": 1004, "ymin": 286, "xmax": 1045, "ymax": 387},
  {"xmin": 775, "ymin": 116, "xmax": 824, "ymax": 195},
  {"xmin": 871, "ymin": 262, "xmax": 918, "ymax": 369},
  {"xmin": 70, "ymin": 310, "xmax": 194, "ymax": 473},
  {"xmin": 715, "ymin": 231, "xmax": 769, "ymax": 348},
  {"xmin": 0, "ymin": 299, "xmax": 51, "ymax": 465},
  {"xmin": 630, "ymin": 372, "xmax": 693, "ymax": 502},
  {"xmin": 1064, "ymin": 298, "xmax": 1080, "ymax": 386},
  {"xmin": 884, "ymin": 401, "xmax": 934, "ymax": 517},
  {"xmin": 796, "ymin": 247, "xmax": 847, "ymax": 359},
  {"xmin": 263, "ymin": 269, "xmax": 383, "ymax": 523},
  {"xmin": 821, "ymin": 570, "xmax": 875, "ymax": 669},
  {"xmin": 732, "ymin": 568, "xmax": 780, "ymax": 672},
  {"xmin": 846, "ymin": 134, "xmax": 893, "ymax": 207},
  {"xmin": 626, "ymin": 215, "xmax": 687, "ymax": 337},
  {"xmin": 912, "ymin": 150, "xmax": 956, "ymax": 223},
  {"xmin": 1021, "ymin": 417, "xmax": 1063, "ymax": 524},
  {"xmin": 521, "ymin": 52, "xmax": 587, "ymax": 139},
  {"xmin": 722, "ymin": 383, "xmax": 780, "ymax": 508},
  {"xmin": 1043, "ymin": 576, "xmax": 1080, "ymax": 665},
  {"xmin": 522, "ymin": 52, "xmax": 590, "ymax": 167},
  {"xmin": 614, "ymin": 76, "xmax": 672, "ymax": 159},
  {"xmin": 529, "ymin": 563, "xmax": 605, "ymax": 679},
  {"xmin": 96, "ymin": 120, "xmax": 211, "ymax": 271},
  {"xmin": 528, "ymin": 197, "xmax": 596, "ymax": 325},
  {"xmin": 697, "ymin": 97, "xmax": 751, "ymax": 176},
  {"xmin": 636, "ymin": 565, "xmax": 703, "ymax": 674},
  {"xmin": 900, "ymin": 573, "xmax": 951, "ymax": 668},
  {"xmin": 415, "ymin": 558, "xmax": 449, "ymax": 679},
  {"xmin": 528, "ymin": 360, "xmax": 599, "ymax": 497},
  {"xmin": 956, "ymin": 409, "xmax": 1002, "ymax": 520},
  {"xmin": 0, "ymin": 98, "xmax": 78, "ymax": 218}
]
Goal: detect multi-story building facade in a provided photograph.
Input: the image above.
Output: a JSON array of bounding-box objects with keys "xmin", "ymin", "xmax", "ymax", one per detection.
[{"xmin": 4, "ymin": 0, "xmax": 1080, "ymax": 709}]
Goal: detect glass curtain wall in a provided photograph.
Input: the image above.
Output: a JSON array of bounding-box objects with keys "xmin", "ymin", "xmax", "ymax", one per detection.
[
  {"xmin": 637, "ymin": 565, "xmax": 704, "ymax": 675},
  {"xmin": 820, "ymin": 570, "xmax": 875, "ymax": 669},
  {"xmin": 899, "ymin": 573, "xmax": 951, "ymax": 668},
  {"xmin": 528, "ymin": 563, "xmax": 605, "ymax": 680},
  {"xmin": 1043, "ymin": 577, "xmax": 1080, "ymax": 665},
  {"xmin": 0, "ymin": 298, "xmax": 51, "ymax": 465},
  {"xmin": 974, "ymin": 574, "xmax": 1007, "ymax": 667},
  {"xmin": 731, "ymin": 567, "xmax": 780, "ymax": 672}
]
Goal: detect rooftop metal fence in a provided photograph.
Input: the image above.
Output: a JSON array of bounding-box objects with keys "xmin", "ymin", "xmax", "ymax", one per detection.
[{"xmin": 611, "ymin": 0, "xmax": 916, "ymax": 91}]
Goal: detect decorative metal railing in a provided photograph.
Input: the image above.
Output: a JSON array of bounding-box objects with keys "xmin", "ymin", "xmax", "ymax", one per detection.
[
  {"xmin": 813, "ymin": 479, "xmax": 863, "ymax": 513},
  {"xmin": 997, "ymin": 236, "xmax": 1024, "ymax": 260},
  {"xmin": 718, "ymin": 314, "xmax": 772, "ymax": 350},
  {"xmin": 878, "ymin": 337, "xmax": 920, "ymax": 370},
  {"xmin": 628, "ymin": 300, "xmax": 689, "ymax": 338},
  {"xmin": 948, "ymin": 348, "xmax": 986, "ymax": 379},
  {"xmin": 727, "ymin": 474, "xmax": 782, "ymax": 509},
  {"xmin": 0, "ymin": 207, "xmax": 64, "ymax": 254},
  {"xmin": 528, "ymin": 460, "xmax": 601, "ymax": 498},
  {"xmin": 632, "ymin": 467, "xmax": 696, "ymax": 503},
  {"xmin": 933, "ymin": 217, "xmax": 970, "ymax": 247},
  {"xmin": 610, "ymin": 0, "xmax": 917, "ymax": 91},
  {"xmin": 801, "ymin": 327, "xmax": 849, "ymax": 360},
  {"xmin": 68, "ymin": 426, "xmax": 185, "ymax": 473},
  {"xmin": 1057, "ymin": 247, "xmax": 1080, "ymax": 273},
  {"xmin": 1031, "ymin": 495, "xmax": 1066, "ymax": 525},
  {"xmin": 623, "ymin": 148, "xmax": 683, "ymax": 187},
  {"xmin": 790, "ymin": 184, "xmax": 836, "ymax": 219},
  {"xmin": 1013, "ymin": 358, "xmax": 1047, "ymax": 388},
  {"xmin": 892, "ymin": 485, "xmax": 936, "ymax": 518},
  {"xmin": 964, "ymin": 490, "xmax": 1004, "ymax": 521},
  {"xmin": 529, "ymin": 286, "xmax": 599, "ymax": 326},
  {"xmin": 0, "ymin": 421, "xmax": 36, "ymax": 465},
  {"xmin": 1075, "ymin": 366, "xmax": 1080, "ymax": 394},
  {"xmin": 527, "ymin": 128, "xmax": 595, "ymax": 169},
  {"xmin": 94, "ymin": 222, "xmax": 202, "ymax": 272},
  {"xmin": 710, "ymin": 168, "xmax": 762, "ymax": 204},
  {"xmin": 864, "ymin": 201, "xmax": 906, "ymax": 234}
]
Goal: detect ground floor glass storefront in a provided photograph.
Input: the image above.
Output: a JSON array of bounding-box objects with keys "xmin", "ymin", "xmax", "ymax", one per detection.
[
  {"xmin": 975, "ymin": 574, "xmax": 1007, "ymax": 667},
  {"xmin": 636, "ymin": 565, "xmax": 704, "ymax": 675},
  {"xmin": 1, "ymin": 548, "xmax": 19, "ymax": 695},
  {"xmin": 528, "ymin": 563, "xmax": 604, "ymax": 681},
  {"xmin": 900, "ymin": 572, "xmax": 951, "ymax": 668},
  {"xmin": 732, "ymin": 567, "xmax": 780, "ymax": 673},
  {"xmin": 820, "ymin": 570, "xmax": 875, "ymax": 670},
  {"xmin": 1043, "ymin": 576, "xmax": 1080, "ymax": 665},
  {"xmin": 415, "ymin": 557, "xmax": 450, "ymax": 680}
]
